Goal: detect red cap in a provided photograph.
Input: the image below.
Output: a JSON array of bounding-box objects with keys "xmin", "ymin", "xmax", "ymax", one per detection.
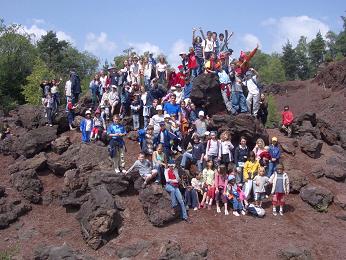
[{"xmin": 177, "ymin": 65, "xmax": 184, "ymax": 70}]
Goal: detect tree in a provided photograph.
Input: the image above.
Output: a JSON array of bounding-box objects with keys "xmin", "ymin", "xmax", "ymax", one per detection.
[
  {"xmin": 281, "ymin": 41, "xmax": 297, "ymax": 80},
  {"xmin": 325, "ymin": 31, "xmax": 338, "ymax": 61},
  {"xmin": 0, "ymin": 19, "xmax": 36, "ymax": 107},
  {"xmin": 259, "ymin": 54, "xmax": 286, "ymax": 84},
  {"xmin": 37, "ymin": 31, "xmax": 68, "ymax": 74},
  {"xmin": 22, "ymin": 58, "xmax": 54, "ymax": 105},
  {"xmin": 295, "ymin": 36, "xmax": 312, "ymax": 80},
  {"xmin": 249, "ymin": 50, "xmax": 271, "ymax": 71},
  {"xmin": 113, "ymin": 54, "xmax": 127, "ymax": 70},
  {"xmin": 335, "ymin": 14, "xmax": 346, "ymax": 56},
  {"xmin": 309, "ymin": 31, "xmax": 326, "ymax": 74}
]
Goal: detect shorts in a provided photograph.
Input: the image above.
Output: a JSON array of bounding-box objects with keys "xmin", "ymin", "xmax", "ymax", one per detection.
[
  {"xmin": 254, "ymin": 192, "xmax": 265, "ymax": 201},
  {"xmin": 207, "ymin": 186, "xmax": 215, "ymax": 199},
  {"xmin": 272, "ymin": 192, "xmax": 285, "ymax": 206}
]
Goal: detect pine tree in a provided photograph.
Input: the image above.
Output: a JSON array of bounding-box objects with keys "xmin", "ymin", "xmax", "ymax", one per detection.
[
  {"xmin": 295, "ymin": 36, "xmax": 312, "ymax": 80},
  {"xmin": 281, "ymin": 41, "xmax": 297, "ymax": 80},
  {"xmin": 309, "ymin": 31, "xmax": 326, "ymax": 74},
  {"xmin": 325, "ymin": 31, "xmax": 338, "ymax": 61}
]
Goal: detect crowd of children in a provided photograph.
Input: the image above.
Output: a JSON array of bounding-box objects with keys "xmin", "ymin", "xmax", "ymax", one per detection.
[{"xmin": 38, "ymin": 28, "xmax": 294, "ymax": 223}]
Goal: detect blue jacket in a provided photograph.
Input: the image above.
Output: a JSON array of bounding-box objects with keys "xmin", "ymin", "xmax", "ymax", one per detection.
[
  {"xmin": 107, "ymin": 123, "xmax": 127, "ymax": 146},
  {"xmin": 183, "ymin": 82, "xmax": 193, "ymax": 100},
  {"xmin": 70, "ymin": 72, "xmax": 81, "ymax": 94},
  {"xmin": 80, "ymin": 118, "xmax": 93, "ymax": 142},
  {"xmin": 269, "ymin": 144, "xmax": 281, "ymax": 160},
  {"xmin": 153, "ymin": 129, "xmax": 177, "ymax": 148}
]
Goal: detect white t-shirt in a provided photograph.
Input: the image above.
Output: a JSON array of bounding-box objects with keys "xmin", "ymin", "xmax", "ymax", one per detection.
[
  {"xmin": 150, "ymin": 114, "xmax": 165, "ymax": 133},
  {"xmin": 51, "ymin": 85, "xmax": 58, "ymax": 94},
  {"xmin": 130, "ymin": 63, "xmax": 139, "ymax": 75},
  {"xmin": 65, "ymin": 80, "xmax": 72, "ymax": 97},
  {"xmin": 156, "ymin": 62, "xmax": 167, "ymax": 72},
  {"xmin": 245, "ymin": 75, "xmax": 259, "ymax": 94},
  {"xmin": 85, "ymin": 119, "xmax": 92, "ymax": 131},
  {"xmin": 100, "ymin": 76, "xmax": 107, "ymax": 88},
  {"xmin": 144, "ymin": 63, "xmax": 152, "ymax": 78},
  {"xmin": 202, "ymin": 39, "xmax": 216, "ymax": 53},
  {"xmin": 206, "ymin": 139, "xmax": 219, "ymax": 156}
]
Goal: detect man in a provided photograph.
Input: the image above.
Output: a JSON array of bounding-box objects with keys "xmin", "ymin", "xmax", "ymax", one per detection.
[
  {"xmin": 149, "ymin": 78, "xmax": 165, "ymax": 101},
  {"xmin": 231, "ymin": 73, "xmax": 248, "ymax": 115},
  {"xmin": 201, "ymin": 31, "xmax": 216, "ymax": 60},
  {"xmin": 153, "ymin": 122, "xmax": 175, "ymax": 159},
  {"xmin": 268, "ymin": 137, "xmax": 281, "ymax": 177},
  {"xmin": 281, "ymin": 105, "xmax": 294, "ymax": 137},
  {"xmin": 107, "ymin": 114, "xmax": 127, "ymax": 174},
  {"xmin": 194, "ymin": 111, "xmax": 209, "ymax": 137},
  {"xmin": 244, "ymin": 68, "xmax": 261, "ymax": 117},
  {"xmin": 163, "ymin": 94, "xmax": 181, "ymax": 120},
  {"xmin": 70, "ymin": 69, "xmax": 81, "ymax": 104}
]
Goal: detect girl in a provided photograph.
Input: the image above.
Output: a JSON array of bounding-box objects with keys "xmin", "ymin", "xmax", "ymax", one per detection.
[
  {"xmin": 192, "ymin": 28, "xmax": 204, "ymax": 75},
  {"xmin": 201, "ymin": 160, "xmax": 215, "ymax": 209},
  {"xmin": 156, "ymin": 56, "xmax": 168, "ymax": 84},
  {"xmin": 44, "ymin": 92, "xmax": 54, "ymax": 127},
  {"xmin": 140, "ymin": 85, "xmax": 152, "ymax": 128},
  {"xmin": 243, "ymin": 151, "xmax": 260, "ymax": 207},
  {"xmin": 66, "ymin": 97, "xmax": 77, "ymax": 130},
  {"xmin": 268, "ymin": 163, "xmax": 290, "ymax": 216},
  {"xmin": 185, "ymin": 173, "xmax": 203, "ymax": 211},
  {"xmin": 109, "ymin": 85, "xmax": 120, "ymax": 115},
  {"xmin": 130, "ymin": 95, "xmax": 141, "ymax": 130},
  {"xmin": 188, "ymin": 47, "xmax": 198, "ymax": 78},
  {"xmin": 180, "ymin": 100, "xmax": 190, "ymax": 136},
  {"xmin": 204, "ymin": 131, "xmax": 220, "ymax": 167},
  {"xmin": 152, "ymin": 144, "xmax": 167, "ymax": 185},
  {"xmin": 164, "ymin": 161, "xmax": 191, "ymax": 223},
  {"xmin": 253, "ymin": 167, "xmax": 269, "ymax": 207},
  {"xmin": 225, "ymin": 175, "xmax": 246, "ymax": 216},
  {"xmin": 253, "ymin": 138, "xmax": 265, "ymax": 160},
  {"xmin": 214, "ymin": 164, "xmax": 229, "ymax": 214},
  {"xmin": 218, "ymin": 131, "xmax": 234, "ymax": 170},
  {"xmin": 90, "ymin": 110, "xmax": 106, "ymax": 141}
]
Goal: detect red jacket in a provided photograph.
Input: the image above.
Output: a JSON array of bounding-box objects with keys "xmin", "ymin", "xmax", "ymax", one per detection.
[
  {"xmin": 188, "ymin": 52, "xmax": 198, "ymax": 69},
  {"xmin": 174, "ymin": 72, "xmax": 186, "ymax": 87},
  {"xmin": 282, "ymin": 110, "xmax": 294, "ymax": 126}
]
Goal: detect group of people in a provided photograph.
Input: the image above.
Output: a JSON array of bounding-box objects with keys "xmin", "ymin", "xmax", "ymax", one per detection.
[{"xmin": 39, "ymin": 28, "xmax": 296, "ymax": 223}]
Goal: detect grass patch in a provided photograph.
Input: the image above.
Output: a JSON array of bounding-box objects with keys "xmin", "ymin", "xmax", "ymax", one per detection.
[
  {"xmin": 266, "ymin": 93, "xmax": 281, "ymax": 129},
  {"xmin": 0, "ymin": 246, "xmax": 20, "ymax": 260}
]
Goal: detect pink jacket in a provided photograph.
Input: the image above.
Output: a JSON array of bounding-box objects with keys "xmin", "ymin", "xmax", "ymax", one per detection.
[{"xmin": 214, "ymin": 171, "xmax": 228, "ymax": 193}]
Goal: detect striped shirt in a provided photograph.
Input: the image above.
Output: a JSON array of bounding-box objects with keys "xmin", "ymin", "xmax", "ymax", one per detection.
[{"xmin": 193, "ymin": 43, "xmax": 203, "ymax": 59}]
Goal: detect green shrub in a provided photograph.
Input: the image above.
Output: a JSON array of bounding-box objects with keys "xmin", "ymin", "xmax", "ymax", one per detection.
[{"xmin": 266, "ymin": 94, "xmax": 281, "ymax": 128}]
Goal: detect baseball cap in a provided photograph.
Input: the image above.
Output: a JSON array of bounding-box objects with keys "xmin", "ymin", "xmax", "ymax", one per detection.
[
  {"xmin": 204, "ymin": 131, "xmax": 210, "ymax": 136},
  {"xmin": 85, "ymin": 110, "xmax": 91, "ymax": 115},
  {"xmin": 198, "ymin": 111, "xmax": 205, "ymax": 117},
  {"xmin": 272, "ymin": 136, "xmax": 278, "ymax": 142},
  {"xmin": 164, "ymin": 114, "xmax": 170, "ymax": 119},
  {"xmin": 156, "ymin": 105, "xmax": 163, "ymax": 111}
]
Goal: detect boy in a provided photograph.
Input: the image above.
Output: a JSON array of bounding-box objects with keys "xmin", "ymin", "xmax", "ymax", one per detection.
[
  {"xmin": 281, "ymin": 105, "xmax": 294, "ymax": 137},
  {"xmin": 253, "ymin": 167, "xmax": 269, "ymax": 207},
  {"xmin": 125, "ymin": 152, "xmax": 158, "ymax": 188}
]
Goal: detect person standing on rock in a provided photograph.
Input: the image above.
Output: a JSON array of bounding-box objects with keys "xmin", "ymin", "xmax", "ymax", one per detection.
[
  {"xmin": 268, "ymin": 137, "xmax": 281, "ymax": 177},
  {"xmin": 244, "ymin": 68, "xmax": 261, "ymax": 117},
  {"xmin": 281, "ymin": 105, "xmax": 294, "ymax": 137},
  {"xmin": 268, "ymin": 163, "xmax": 290, "ymax": 216},
  {"xmin": 231, "ymin": 73, "xmax": 248, "ymax": 115},
  {"xmin": 218, "ymin": 67, "xmax": 232, "ymax": 112},
  {"xmin": 70, "ymin": 69, "xmax": 81, "ymax": 104},
  {"xmin": 257, "ymin": 93, "xmax": 268, "ymax": 126},
  {"xmin": 80, "ymin": 110, "xmax": 93, "ymax": 143},
  {"xmin": 107, "ymin": 114, "xmax": 127, "ymax": 174}
]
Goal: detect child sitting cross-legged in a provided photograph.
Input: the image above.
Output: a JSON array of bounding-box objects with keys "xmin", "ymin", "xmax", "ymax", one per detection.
[
  {"xmin": 224, "ymin": 175, "xmax": 246, "ymax": 216},
  {"xmin": 125, "ymin": 152, "xmax": 158, "ymax": 188}
]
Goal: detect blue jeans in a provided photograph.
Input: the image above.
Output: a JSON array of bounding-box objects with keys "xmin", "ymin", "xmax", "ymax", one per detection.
[
  {"xmin": 165, "ymin": 183, "xmax": 188, "ymax": 220},
  {"xmin": 144, "ymin": 76, "xmax": 151, "ymax": 91},
  {"xmin": 158, "ymin": 71, "xmax": 165, "ymax": 84},
  {"xmin": 231, "ymin": 91, "xmax": 248, "ymax": 114},
  {"xmin": 132, "ymin": 114, "xmax": 140, "ymax": 130},
  {"xmin": 196, "ymin": 57, "xmax": 204, "ymax": 75},
  {"xmin": 180, "ymin": 152, "xmax": 203, "ymax": 172},
  {"xmin": 232, "ymin": 198, "xmax": 243, "ymax": 211},
  {"xmin": 67, "ymin": 111, "xmax": 75, "ymax": 125},
  {"xmin": 268, "ymin": 161, "xmax": 278, "ymax": 177},
  {"xmin": 191, "ymin": 68, "xmax": 198, "ymax": 79},
  {"xmin": 185, "ymin": 189, "xmax": 199, "ymax": 208}
]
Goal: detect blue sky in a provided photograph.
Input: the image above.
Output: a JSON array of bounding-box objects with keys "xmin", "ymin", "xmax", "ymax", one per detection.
[{"xmin": 1, "ymin": 0, "xmax": 345, "ymax": 66}]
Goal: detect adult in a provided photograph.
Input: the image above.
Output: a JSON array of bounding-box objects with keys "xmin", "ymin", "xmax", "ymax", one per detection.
[
  {"xmin": 153, "ymin": 122, "xmax": 174, "ymax": 159},
  {"xmin": 150, "ymin": 105, "xmax": 165, "ymax": 135},
  {"xmin": 107, "ymin": 114, "xmax": 127, "ymax": 174},
  {"xmin": 156, "ymin": 56, "xmax": 168, "ymax": 84},
  {"xmin": 64, "ymin": 78, "xmax": 72, "ymax": 106},
  {"xmin": 257, "ymin": 94, "xmax": 268, "ymax": 126},
  {"xmin": 268, "ymin": 137, "xmax": 281, "ymax": 177},
  {"xmin": 194, "ymin": 111, "xmax": 209, "ymax": 137},
  {"xmin": 89, "ymin": 75, "xmax": 101, "ymax": 108},
  {"xmin": 234, "ymin": 137, "xmax": 249, "ymax": 183},
  {"xmin": 180, "ymin": 135, "xmax": 205, "ymax": 173},
  {"xmin": 130, "ymin": 56, "xmax": 140, "ymax": 84},
  {"xmin": 231, "ymin": 73, "xmax": 248, "ymax": 115},
  {"xmin": 70, "ymin": 69, "xmax": 81, "ymax": 103},
  {"xmin": 244, "ymin": 68, "xmax": 261, "ymax": 117}
]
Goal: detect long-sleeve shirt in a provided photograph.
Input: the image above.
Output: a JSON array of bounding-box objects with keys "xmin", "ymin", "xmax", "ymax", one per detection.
[
  {"xmin": 214, "ymin": 172, "xmax": 228, "ymax": 192},
  {"xmin": 164, "ymin": 168, "xmax": 180, "ymax": 186},
  {"xmin": 269, "ymin": 144, "xmax": 281, "ymax": 160},
  {"xmin": 127, "ymin": 159, "xmax": 152, "ymax": 178},
  {"xmin": 202, "ymin": 168, "xmax": 214, "ymax": 186},
  {"xmin": 219, "ymin": 141, "xmax": 234, "ymax": 160},
  {"xmin": 243, "ymin": 160, "xmax": 260, "ymax": 181}
]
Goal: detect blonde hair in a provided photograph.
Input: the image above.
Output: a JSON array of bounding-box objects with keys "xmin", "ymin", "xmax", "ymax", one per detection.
[
  {"xmin": 256, "ymin": 138, "xmax": 265, "ymax": 149},
  {"xmin": 220, "ymin": 131, "xmax": 230, "ymax": 141}
]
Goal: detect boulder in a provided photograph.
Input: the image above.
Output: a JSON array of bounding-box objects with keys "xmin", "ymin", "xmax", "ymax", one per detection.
[
  {"xmin": 0, "ymin": 137, "xmax": 14, "ymax": 155},
  {"xmin": 300, "ymin": 185, "xmax": 333, "ymax": 211},
  {"xmin": 0, "ymin": 198, "xmax": 32, "ymax": 229},
  {"xmin": 311, "ymin": 165, "xmax": 325, "ymax": 179},
  {"xmin": 138, "ymin": 184, "xmax": 178, "ymax": 227},
  {"xmin": 277, "ymin": 246, "xmax": 312, "ymax": 260},
  {"xmin": 331, "ymin": 145, "xmax": 345, "ymax": 154},
  {"xmin": 34, "ymin": 244, "xmax": 95, "ymax": 260},
  {"xmin": 326, "ymin": 155, "xmax": 346, "ymax": 169},
  {"xmin": 73, "ymin": 115, "xmax": 84, "ymax": 129},
  {"xmin": 339, "ymin": 130, "xmax": 346, "ymax": 149},
  {"xmin": 76, "ymin": 185, "xmax": 122, "ymax": 249},
  {"xmin": 324, "ymin": 167, "xmax": 346, "ymax": 182},
  {"xmin": 0, "ymin": 186, "xmax": 5, "ymax": 198},
  {"xmin": 11, "ymin": 170, "xmax": 43, "ymax": 203},
  {"xmin": 88, "ymin": 171, "xmax": 129, "ymax": 196},
  {"xmin": 11, "ymin": 126, "xmax": 58, "ymax": 158},
  {"xmin": 9, "ymin": 104, "xmax": 46, "ymax": 130},
  {"xmin": 8, "ymin": 153, "xmax": 47, "ymax": 174},
  {"xmin": 280, "ymin": 141, "xmax": 296, "ymax": 156},
  {"xmin": 299, "ymin": 134, "xmax": 323, "ymax": 159},
  {"xmin": 289, "ymin": 170, "xmax": 308, "ymax": 193},
  {"xmin": 210, "ymin": 113, "xmax": 269, "ymax": 148},
  {"xmin": 335, "ymin": 194, "xmax": 346, "ymax": 210},
  {"xmin": 51, "ymin": 136, "xmax": 71, "ymax": 155},
  {"xmin": 294, "ymin": 112, "xmax": 317, "ymax": 127},
  {"xmin": 190, "ymin": 73, "xmax": 224, "ymax": 114},
  {"xmin": 54, "ymin": 107, "xmax": 70, "ymax": 134},
  {"xmin": 317, "ymin": 119, "xmax": 339, "ymax": 145},
  {"xmin": 115, "ymin": 240, "xmax": 153, "ymax": 259},
  {"xmin": 297, "ymin": 120, "xmax": 321, "ymax": 139},
  {"xmin": 159, "ymin": 240, "xmax": 208, "ymax": 260}
]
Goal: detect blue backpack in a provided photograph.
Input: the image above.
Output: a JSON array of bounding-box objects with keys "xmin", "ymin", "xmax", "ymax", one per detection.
[{"xmin": 137, "ymin": 129, "xmax": 146, "ymax": 145}]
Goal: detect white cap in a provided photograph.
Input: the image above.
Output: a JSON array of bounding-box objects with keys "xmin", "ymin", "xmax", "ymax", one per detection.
[
  {"xmin": 85, "ymin": 110, "xmax": 91, "ymax": 115},
  {"xmin": 164, "ymin": 114, "xmax": 170, "ymax": 119},
  {"xmin": 170, "ymin": 86, "xmax": 176, "ymax": 91},
  {"xmin": 198, "ymin": 111, "xmax": 205, "ymax": 117},
  {"xmin": 156, "ymin": 105, "xmax": 163, "ymax": 110},
  {"xmin": 184, "ymin": 98, "xmax": 191, "ymax": 104},
  {"xmin": 204, "ymin": 131, "xmax": 210, "ymax": 136},
  {"xmin": 179, "ymin": 51, "xmax": 186, "ymax": 55}
]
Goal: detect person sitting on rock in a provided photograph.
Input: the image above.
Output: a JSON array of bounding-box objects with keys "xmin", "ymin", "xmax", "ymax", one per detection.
[
  {"xmin": 164, "ymin": 160, "xmax": 191, "ymax": 223},
  {"xmin": 125, "ymin": 152, "xmax": 158, "ymax": 188},
  {"xmin": 180, "ymin": 135, "xmax": 205, "ymax": 173},
  {"xmin": 90, "ymin": 109, "xmax": 106, "ymax": 141},
  {"xmin": 268, "ymin": 163, "xmax": 290, "ymax": 216},
  {"xmin": 243, "ymin": 151, "xmax": 260, "ymax": 207},
  {"xmin": 281, "ymin": 105, "xmax": 294, "ymax": 137},
  {"xmin": 80, "ymin": 110, "xmax": 93, "ymax": 143},
  {"xmin": 185, "ymin": 172, "xmax": 203, "ymax": 211},
  {"xmin": 268, "ymin": 137, "xmax": 281, "ymax": 177}
]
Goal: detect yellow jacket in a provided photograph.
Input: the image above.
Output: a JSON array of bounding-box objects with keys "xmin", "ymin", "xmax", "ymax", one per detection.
[{"xmin": 243, "ymin": 160, "xmax": 260, "ymax": 181}]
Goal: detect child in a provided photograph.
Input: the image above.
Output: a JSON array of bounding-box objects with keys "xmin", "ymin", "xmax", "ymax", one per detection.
[
  {"xmin": 91, "ymin": 110, "xmax": 106, "ymax": 141},
  {"xmin": 188, "ymin": 47, "xmax": 198, "ymax": 78},
  {"xmin": 130, "ymin": 95, "xmax": 141, "ymax": 130},
  {"xmin": 185, "ymin": 173, "xmax": 203, "ymax": 211},
  {"xmin": 66, "ymin": 97, "xmax": 77, "ymax": 130},
  {"xmin": 224, "ymin": 175, "xmax": 246, "ymax": 216},
  {"xmin": 268, "ymin": 163, "xmax": 290, "ymax": 216},
  {"xmin": 125, "ymin": 152, "xmax": 158, "ymax": 188},
  {"xmin": 44, "ymin": 92, "xmax": 54, "ymax": 127},
  {"xmin": 253, "ymin": 167, "xmax": 269, "ymax": 207},
  {"xmin": 214, "ymin": 164, "xmax": 229, "ymax": 214},
  {"xmin": 101, "ymin": 99, "xmax": 111, "ymax": 121},
  {"xmin": 80, "ymin": 110, "xmax": 93, "ymax": 143},
  {"xmin": 281, "ymin": 105, "xmax": 294, "ymax": 137},
  {"xmin": 218, "ymin": 131, "xmax": 234, "ymax": 170},
  {"xmin": 164, "ymin": 161, "xmax": 191, "ymax": 223},
  {"xmin": 204, "ymin": 131, "xmax": 220, "ymax": 167},
  {"xmin": 201, "ymin": 160, "xmax": 215, "ymax": 209},
  {"xmin": 152, "ymin": 144, "xmax": 167, "ymax": 185},
  {"xmin": 243, "ymin": 151, "xmax": 260, "ymax": 206}
]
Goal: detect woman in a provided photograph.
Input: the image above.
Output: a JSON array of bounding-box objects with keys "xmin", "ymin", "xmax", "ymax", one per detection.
[
  {"xmin": 257, "ymin": 93, "xmax": 268, "ymax": 126},
  {"xmin": 142, "ymin": 57, "xmax": 153, "ymax": 90},
  {"xmin": 152, "ymin": 144, "xmax": 167, "ymax": 185},
  {"xmin": 243, "ymin": 151, "xmax": 260, "ymax": 207},
  {"xmin": 192, "ymin": 28, "xmax": 204, "ymax": 75},
  {"xmin": 253, "ymin": 138, "xmax": 266, "ymax": 160},
  {"xmin": 156, "ymin": 56, "xmax": 168, "ymax": 84}
]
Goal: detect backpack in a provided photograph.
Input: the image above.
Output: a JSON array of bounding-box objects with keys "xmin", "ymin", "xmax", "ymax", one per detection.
[
  {"xmin": 137, "ymin": 129, "xmax": 146, "ymax": 145},
  {"xmin": 247, "ymin": 204, "xmax": 265, "ymax": 217}
]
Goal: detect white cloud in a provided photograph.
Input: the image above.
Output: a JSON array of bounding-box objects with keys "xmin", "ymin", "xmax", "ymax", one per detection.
[
  {"xmin": 20, "ymin": 24, "xmax": 75, "ymax": 44},
  {"xmin": 32, "ymin": 18, "xmax": 45, "ymax": 25},
  {"xmin": 241, "ymin": 34, "xmax": 261, "ymax": 50},
  {"xmin": 128, "ymin": 41, "xmax": 162, "ymax": 56},
  {"xmin": 167, "ymin": 39, "xmax": 189, "ymax": 69},
  {"xmin": 84, "ymin": 32, "xmax": 117, "ymax": 54},
  {"xmin": 262, "ymin": 15, "xmax": 330, "ymax": 52}
]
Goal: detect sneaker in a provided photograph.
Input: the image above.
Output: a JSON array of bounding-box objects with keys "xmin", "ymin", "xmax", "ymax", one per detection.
[
  {"xmin": 193, "ymin": 207, "xmax": 198, "ymax": 211},
  {"xmin": 225, "ymin": 210, "xmax": 229, "ymax": 215},
  {"xmin": 115, "ymin": 169, "xmax": 120, "ymax": 174},
  {"xmin": 49, "ymin": 124, "xmax": 53, "ymax": 127},
  {"xmin": 273, "ymin": 211, "xmax": 278, "ymax": 216},
  {"xmin": 265, "ymin": 195, "xmax": 269, "ymax": 199},
  {"xmin": 121, "ymin": 169, "xmax": 127, "ymax": 174},
  {"xmin": 241, "ymin": 210, "xmax": 246, "ymax": 215},
  {"xmin": 216, "ymin": 206, "xmax": 221, "ymax": 213},
  {"xmin": 233, "ymin": 211, "xmax": 240, "ymax": 217},
  {"xmin": 199, "ymin": 204, "xmax": 205, "ymax": 209},
  {"xmin": 279, "ymin": 211, "xmax": 284, "ymax": 216}
]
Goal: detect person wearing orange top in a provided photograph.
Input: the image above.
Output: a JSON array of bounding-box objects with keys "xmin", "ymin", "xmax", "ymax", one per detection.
[{"xmin": 235, "ymin": 44, "xmax": 259, "ymax": 75}]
